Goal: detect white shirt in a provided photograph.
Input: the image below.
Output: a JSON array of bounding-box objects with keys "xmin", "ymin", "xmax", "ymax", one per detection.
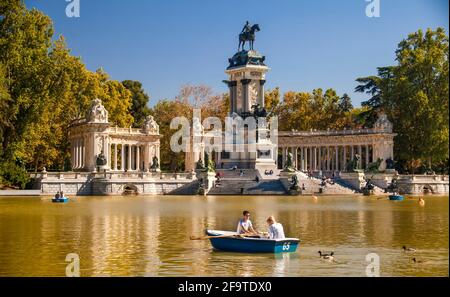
[
  {"xmin": 268, "ymin": 223, "xmax": 285, "ymax": 239},
  {"xmin": 237, "ymin": 219, "xmax": 253, "ymax": 234}
]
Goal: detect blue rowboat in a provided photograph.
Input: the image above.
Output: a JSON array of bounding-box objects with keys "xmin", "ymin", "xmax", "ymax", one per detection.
[
  {"xmin": 206, "ymin": 230, "xmax": 300, "ymax": 253},
  {"xmin": 52, "ymin": 197, "xmax": 69, "ymax": 203},
  {"xmin": 389, "ymin": 194, "xmax": 404, "ymax": 201}
]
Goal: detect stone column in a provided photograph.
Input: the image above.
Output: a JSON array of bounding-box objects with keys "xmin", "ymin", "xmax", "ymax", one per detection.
[
  {"xmin": 343, "ymin": 146, "xmax": 347, "ymax": 170},
  {"xmin": 114, "ymin": 143, "xmax": 118, "ymax": 171},
  {"xmin": 300, "ymin": 147, "xmax": 304, "ymax": 170},
  {"xmin": 313, "ymin": 147, "xmax": 317, "ymax": 171},
  {"xmin": 335, "ymin": 146, "xmax": 339, "ymax": 171},
  {"xmin": 282, "ymin": 147, "xmax": 286, "ymax": 169},
  {"xmin": 241, "ymin": 79, "xmax": 251, "ymax": 113},
  {"xmin": 291, "ymin": 147, "xmax": 297, "ymax": 170},
  {"xmin": 295, "ymin": 147, "xmax": 298, "ymax": 170},
  {"xmin": 144, "ymin": 144, "xmax": 149, "ymax": 172},
  {"xmin": 136, "ymin": 146, "xmax": 140, "ymax": 171},
  {"xmin": 366, "ymin": 144, "xmax": 369, "ymax": 168},
  {"xmin": 73, "ymin": 139, "xmax": 77, "ymax": 169},
  {"xmin": 81, "ymin": 138, "xmax": 85, "ymax": 169},
  {"xmin": 351, "ymin": 145, "xmax": 354, "ymax": 160},
  {"xmin": 259, "ymin": 80, "xmax": 266, "ymax": 108},
  {"xmin": 305, "ymin": 147, "xmax": 308, "ymax": 170},
  {"xmin": 127, "ymin": 144, "xmax": 132, "ymax": 171},
  {"xmin": 326, "ymin": 146, "xmax": 330, "ymax": 171},
  {"xmin": 77, "ymin": 138, "xmax": 81, "ymax": 169},
  {"xmin": 121, "ymin": 144, "xmax": 125, "ymax": 171}
]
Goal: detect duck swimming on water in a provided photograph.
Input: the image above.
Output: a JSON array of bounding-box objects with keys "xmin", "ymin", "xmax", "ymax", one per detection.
[
  {"xmin": 403, "ymin": 246, "xmax": 416, "ymax": 252},
  {"xmin": 318, "ymin": 251, "xmax": 335, "ymax": 261}
]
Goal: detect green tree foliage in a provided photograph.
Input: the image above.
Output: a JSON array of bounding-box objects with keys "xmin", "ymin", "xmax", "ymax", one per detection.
[
  {"xmin": 122, "ymin": 80, "xmax": 151, "ymax": 127},
  {"xmin": 0, "ymin": 2, "xmax": 134, "ymax": 186},
  {"xmin": 356, "ymin": 28, "xmax": 449, "ymax": 169},
  {"xmin": 276, "ymin": 88, "xmax": 356, "ymax": 131}
]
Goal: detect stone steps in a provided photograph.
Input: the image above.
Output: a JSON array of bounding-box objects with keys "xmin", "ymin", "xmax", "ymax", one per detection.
[{"xmin": 208, "ymin": 179, "xmax": 287, "ymax": 195}]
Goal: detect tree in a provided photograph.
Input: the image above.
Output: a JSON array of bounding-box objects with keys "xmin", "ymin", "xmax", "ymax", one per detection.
[
  {"xmin": 122, "ymin": 80, "xmax": 151, "ymax": 127},
  {"xmin": 338, "ymin": 93, "xmax": 353, "ymax": 113},
  {"xmin": 357, "ymin": 28, "xmax": 449, "ymax": 168}
]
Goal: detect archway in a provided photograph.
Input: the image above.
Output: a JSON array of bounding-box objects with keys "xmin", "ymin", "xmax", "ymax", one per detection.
[
  {"xmin": 422, "ymin": 184, "xmax": 435, "ymax": 195},
  {"xmin": 122, "ymin": 184, "xmax": 139, "ymax": 196}
]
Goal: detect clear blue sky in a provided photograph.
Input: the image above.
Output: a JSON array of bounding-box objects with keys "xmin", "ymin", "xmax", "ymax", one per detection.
[{"xmin": 26, "ymin": 0, "xmax": 448, "ymax": 107}]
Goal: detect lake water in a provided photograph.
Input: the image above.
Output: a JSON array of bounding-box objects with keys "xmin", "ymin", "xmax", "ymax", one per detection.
[{"xmin": 0, "ymin": 195, "xmax": 448, "ymax": 277}]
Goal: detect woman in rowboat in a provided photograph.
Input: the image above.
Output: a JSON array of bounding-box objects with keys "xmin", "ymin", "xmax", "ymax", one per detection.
[{"xmin": 266, "ymin": 216, "xmax": 285, "ymax": 239}]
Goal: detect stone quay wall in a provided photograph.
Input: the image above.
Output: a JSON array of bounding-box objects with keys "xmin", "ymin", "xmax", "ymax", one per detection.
[{"xmin": 30, "ymin": 172, "xmax": 197, "ymax": 196}]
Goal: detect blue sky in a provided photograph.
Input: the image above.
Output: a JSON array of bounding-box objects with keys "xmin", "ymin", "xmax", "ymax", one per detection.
[{"xmin": 26, "ymin": 0, "xmax": 448, "ymax": 107}]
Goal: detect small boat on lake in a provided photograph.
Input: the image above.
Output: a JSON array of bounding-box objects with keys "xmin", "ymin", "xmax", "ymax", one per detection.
[
  {"xmin": 389, "ymin": 194, "xmax": 404, "ymax": 201},
  {"xmin": 206, "ymin": 230, "xmax": 300, "ymax": 253},
  {"xmin": 52, "ymin": 197, "xmax": 69, "ymax": 203}
]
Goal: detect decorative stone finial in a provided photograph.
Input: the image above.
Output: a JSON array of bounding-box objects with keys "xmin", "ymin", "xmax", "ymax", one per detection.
[
  {"xmin": 143, "ymin": 115, "xmax": 159, "ymax": 134},
  {"xmin": 374, "ymin": 113, "xmax": 393, "ymax": 133},
  {"xmin": 87, "ymin": 98, "xmax": 109, "ymax": 123}
]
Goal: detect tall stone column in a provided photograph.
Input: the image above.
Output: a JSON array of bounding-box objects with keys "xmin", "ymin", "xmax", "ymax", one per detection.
[
  {"xmin": 74, "ymin": 139, "xmax": 77, "ymax": 169},
  {"xmin": 121, "ymin": 144, "xmax": 125, "ymax": 171},
  {"xmin": 366, "ymin": 144, "xmax": 370, "ymax": 167},
  {"xmin": 136, "ymin": 146, "xmax": 140, "ymax": 171},
  {"xmin": 304, "ymin": 147, "xmax": 308, "ymax": 170},
  {"xmin": 317, "ymin": 147, "xmax": 321, "ymax": 171},
  {"xmin": 326, "ymin": 146, "xmax": 330, "ymax": 171},
  {"xmin": 241, "ymin": 79, "xmax": 251, "ymax": 113},
  {"xmin": 282, "ymin": 147, "xmax": 286, "ymax": 169},
  {"xmin": 300, "ymin": 147, "xmax": 304, "ymax": 171},
  {"xmin": 114, "ymin": 143, "xmax": 118, "ymax": 171},
  {"xmin": 127, "ymin": 144, "xmax": 132, "ymax": 171},
  {"xmin": 343, "ymin": 146, "xmax": 347, "ymax": 170},
  {"xmin": 335, "ymin": 146, "xmax": 339, "ymax": 171},
  {"xmin": 351, "ymin": 146, "xmax": 354, "ymax": 160},
  {"xmin": 76, "ymin": 138, "xmax": 80, "ymax": 169},
  {"xmin": 259, "ymin": 80, "xmax": 266, "ymax": 107},
  {"xmin": 313, "ymin": 147, "xmax": 317, "ymax": 171},
  {"xmin": 81, "ymin": 138, "xmax": 85, "ymax": 169}
]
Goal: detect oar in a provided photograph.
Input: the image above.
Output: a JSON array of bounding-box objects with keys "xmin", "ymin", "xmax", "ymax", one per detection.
[
  {"xmin": 190, "ymin": 234, "xmax": 239, "ymax": 240},
  {"xmin": 190, "ymin": 233, "xmax": 261, "ymax": 240}
]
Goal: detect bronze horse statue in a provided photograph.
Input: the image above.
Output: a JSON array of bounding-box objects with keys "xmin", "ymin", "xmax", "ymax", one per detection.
[{"xmin": 238, "ymin": 24, "xmax": 260, "ymax": 51}]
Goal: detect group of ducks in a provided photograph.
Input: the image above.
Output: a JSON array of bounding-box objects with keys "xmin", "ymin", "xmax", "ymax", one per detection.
[
  {"xmin": 316, "ymin": 246, "xmax": 425, "ymax": 264},
  {"xmin": 314, "ymin": 196, "xmax": 425, "ymax": 205},
  {"xmin": 403, "ymin": 246, "xmax": 427, "ymax": 264}
]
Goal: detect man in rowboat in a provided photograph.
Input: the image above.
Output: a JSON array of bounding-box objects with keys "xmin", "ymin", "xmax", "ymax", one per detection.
[{"xmin": 237, "ymin": 210, "xmax": 258, "ymax": 235}]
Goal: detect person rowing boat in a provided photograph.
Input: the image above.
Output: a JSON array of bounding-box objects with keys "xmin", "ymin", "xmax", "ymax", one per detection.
[{"xmin": 237, "ymin": 210, "xmax": 258, "ymax": 235}]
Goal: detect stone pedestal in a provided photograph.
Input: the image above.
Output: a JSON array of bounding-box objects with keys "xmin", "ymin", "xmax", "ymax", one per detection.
[
  {"xmin": 279, "ymin": 171, "xmax": 298, "ymax": 195},
  {"xmin": 195, "ymin": 170, "xmax": 216, "ymax": 195},
  {"xmin": 339, "ymin": 172, "xmax": 365, "ymax": 191},
  {"xmin": 369, "ymin": 172, "xmax": 397, "ymax": 189}
]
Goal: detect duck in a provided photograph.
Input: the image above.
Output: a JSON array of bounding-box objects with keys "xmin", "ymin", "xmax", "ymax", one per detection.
[
  {"xmin": 419, "ymin": 198, "xmax": 425, "ymax": 206},
  {"xmin": 318, "ymin": 251, "xmax": 335, "ymax": 261},
  {"xmin": 403, "ymin": 246, "xmax": 417, "ymax": 252}
]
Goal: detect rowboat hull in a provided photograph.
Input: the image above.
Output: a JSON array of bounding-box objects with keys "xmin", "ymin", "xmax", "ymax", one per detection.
[
  {"xmin": 52, "ymin": 197, "xmax": 69, "ymax": 203},
  {"xmin": 389, "ymin": 195, "xmax": 404, "ymax": 201},
  {"xmin": 206, "ymin": 230, "xmax": 299, "ymax": 253}
]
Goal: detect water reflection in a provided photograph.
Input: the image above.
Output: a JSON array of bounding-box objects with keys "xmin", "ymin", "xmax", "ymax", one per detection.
[{"xmin": 0, "ymin": 196, "xmax": 447, "ymax": 276}]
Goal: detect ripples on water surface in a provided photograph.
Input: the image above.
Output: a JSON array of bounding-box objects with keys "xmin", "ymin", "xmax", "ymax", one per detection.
[{"xmin": 0, "ymin": 195, "xmax": 448, "ymax": 276}]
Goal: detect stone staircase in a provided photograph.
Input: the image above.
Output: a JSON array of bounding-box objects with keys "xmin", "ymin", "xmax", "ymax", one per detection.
[
  {"xmin": 297, "ymin": 174, "xmax": 356, "ymax": 195},
  {"xmin": 207, "ymin": 169, "xmax": 287, "ymax": 195}
]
